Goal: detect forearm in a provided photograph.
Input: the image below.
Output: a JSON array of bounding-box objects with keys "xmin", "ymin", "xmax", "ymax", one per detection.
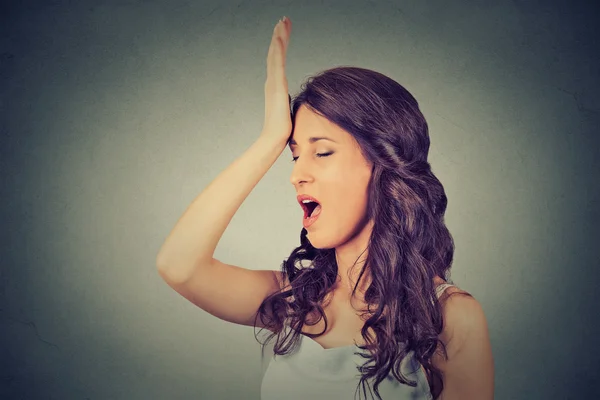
[{"xmin": 156, "ymin": 134, "xmax": 286, "ymax": 281}]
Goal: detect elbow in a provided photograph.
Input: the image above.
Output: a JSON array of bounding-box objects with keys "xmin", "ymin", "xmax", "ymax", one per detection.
[
  {"xmin": 156, "ymin": 257, "xmax": 201, "ymax": 285},
  {"xmin": 156, "ymin": 259, "xmax": 186, "ymax": 284},
  {"xmin": 156, "ymin": 252, "xmax": 180, "ymax": 279},
  {"xmin": 157, "ymin": 264, "xmax": 188, "ymax": 285},
  {"xmin": 156, "ymin": 254, "xmax": 213, "ymax": 284}
]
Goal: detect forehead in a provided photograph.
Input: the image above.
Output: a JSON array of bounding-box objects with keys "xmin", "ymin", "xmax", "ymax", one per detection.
[{"xmin": 288, "ymin": 105, "xmax": 345, "ymax": 148}]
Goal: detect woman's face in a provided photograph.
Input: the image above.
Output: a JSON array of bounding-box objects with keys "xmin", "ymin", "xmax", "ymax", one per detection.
[{"xmin": 289, "ymin": 104, "xmax": 373, "ymax": 249}]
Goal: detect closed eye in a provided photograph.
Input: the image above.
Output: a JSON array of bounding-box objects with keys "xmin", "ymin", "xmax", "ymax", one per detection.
[{"xmin": 291, "ymin": 152, "xmax": 333, "ymax": 163}]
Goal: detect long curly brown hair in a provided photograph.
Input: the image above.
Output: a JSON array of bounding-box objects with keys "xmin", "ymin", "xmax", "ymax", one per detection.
[{"xmin": 254, "ymin": 66, "xmax": 457, "ymax": 399}]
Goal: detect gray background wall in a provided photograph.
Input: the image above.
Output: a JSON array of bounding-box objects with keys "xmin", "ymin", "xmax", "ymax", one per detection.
[{"xmin": 1, "ymin": 0, "xmax": 598, "ymax": 399}]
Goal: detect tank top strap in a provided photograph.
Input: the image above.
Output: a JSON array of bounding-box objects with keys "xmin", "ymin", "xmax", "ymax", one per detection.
[{"xmin": 435, "ymin": 283, "xmax": 455, "ymax": 299}]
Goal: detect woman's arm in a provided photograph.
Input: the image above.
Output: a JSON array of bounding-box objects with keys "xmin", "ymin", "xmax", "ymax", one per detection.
[
  {"xmin": 156, "ymin": 134, "xmax": 286, "ymax": 281},
  {"xmin": 156, "ymin": 17, "xmax": 293, "ymax": 282}
]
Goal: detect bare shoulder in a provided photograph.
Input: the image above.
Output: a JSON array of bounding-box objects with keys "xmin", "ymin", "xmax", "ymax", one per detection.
[
  {"xmin": 432, "ymin": 285, "xmax": 495, "ymax": 398},
  {"xmin": 437, "ymin": 286, "xmax": 490, "ymax": 358}
]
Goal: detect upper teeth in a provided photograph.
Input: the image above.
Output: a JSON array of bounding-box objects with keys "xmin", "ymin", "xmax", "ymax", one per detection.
[{"xmin": 302, "ymin": 200, "xmax": 316, "ymax": 204}]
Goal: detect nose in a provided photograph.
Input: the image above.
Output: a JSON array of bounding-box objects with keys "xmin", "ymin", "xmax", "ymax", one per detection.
[{"xmin": 289, "ymin": 156, "xmax": 314, "ymax": 187}]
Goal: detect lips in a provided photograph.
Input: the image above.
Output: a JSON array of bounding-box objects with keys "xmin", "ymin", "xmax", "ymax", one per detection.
[{"xmin": 297, "ymin": 194, "xmax": 322, "ymax": 219}]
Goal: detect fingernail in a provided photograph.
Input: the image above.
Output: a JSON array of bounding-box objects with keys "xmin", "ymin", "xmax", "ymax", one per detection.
[{"xmin": 282, "ymin": 16, "xmax": 287, "ymax": 22}]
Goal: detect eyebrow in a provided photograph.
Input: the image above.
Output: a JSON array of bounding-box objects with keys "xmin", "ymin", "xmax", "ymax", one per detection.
[{"xmin": 288, "ymin": 136, "xmax": 337, "ymax": 148}]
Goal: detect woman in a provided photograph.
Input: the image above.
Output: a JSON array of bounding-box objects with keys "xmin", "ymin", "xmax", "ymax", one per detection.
[{"xmin": 156, "ymin": 16, "xmax": 494, "ymax": 400}]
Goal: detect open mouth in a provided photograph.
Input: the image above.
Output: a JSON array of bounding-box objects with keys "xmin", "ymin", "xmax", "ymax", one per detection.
[{"xmin": 301, "ymin": 200, "xmax": 322, "ymax": 219}]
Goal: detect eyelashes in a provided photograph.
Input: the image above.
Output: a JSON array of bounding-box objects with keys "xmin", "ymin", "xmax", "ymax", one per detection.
[{"xmin": 291, "ymin": 152, "xmax": 333, "ymax": 163}]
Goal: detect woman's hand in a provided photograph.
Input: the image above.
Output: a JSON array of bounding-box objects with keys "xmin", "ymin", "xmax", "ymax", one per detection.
[{"xmin": 260, "ymin": 16, "xmax": 293, "ymax": 145}]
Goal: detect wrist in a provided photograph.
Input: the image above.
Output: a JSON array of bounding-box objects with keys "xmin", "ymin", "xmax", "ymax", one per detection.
[{"xmin": 258, "ymin": 132, "xmax": 290, "ymax": 149}]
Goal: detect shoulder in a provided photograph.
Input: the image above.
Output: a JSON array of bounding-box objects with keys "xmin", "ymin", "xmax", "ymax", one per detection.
[
  {"xmin": 437, "ymin": 286, "xmax": 488, "ymax": 353},
  {"xmin": 431, "ymin": 286, "xmax": 495, "ymax": 398}
]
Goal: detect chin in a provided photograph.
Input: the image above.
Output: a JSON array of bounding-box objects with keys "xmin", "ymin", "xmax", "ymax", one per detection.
[{"xmin": 305, "ymin": 230, "xmax": 338, "ymax": 250}]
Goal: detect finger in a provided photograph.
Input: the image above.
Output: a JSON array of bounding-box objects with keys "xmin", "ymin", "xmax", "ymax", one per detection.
[
  {"xmin": 267, "ymin": 25, "xmax": 283, "ymax": 86},
  {"xmin": 273, "ymin": 25, "xmax": 286, "ymax": 80},
  {"xmin": 278, "ymin": 18, "xmax": 291, "ymax": 63},
  {"xmin": 282, "ymin": 17, "xmax": 292, "ymax": 52},
  {"xmin": 266, "ymin": 19, "xmax": 281, "ymax": 79}
]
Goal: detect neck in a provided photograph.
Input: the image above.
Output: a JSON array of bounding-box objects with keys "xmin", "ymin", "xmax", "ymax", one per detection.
[{"xmin": 334, "ymin": 218, "xmax": 374, "ymax": 296}]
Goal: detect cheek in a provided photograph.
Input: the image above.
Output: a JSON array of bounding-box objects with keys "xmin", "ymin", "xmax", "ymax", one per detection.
[
  {"xmin": 322, "ymin": 159, "xmax": 370, "ymax": 207},
  {"xmin": 327, "ymin": 174, "xmax": 369, "ymax": 219}
]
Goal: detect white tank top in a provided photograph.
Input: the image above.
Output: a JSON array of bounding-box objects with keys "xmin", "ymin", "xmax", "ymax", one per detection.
[{"xmin": 260, "ymin": 283, "xmax": 456, "ymax": 400}]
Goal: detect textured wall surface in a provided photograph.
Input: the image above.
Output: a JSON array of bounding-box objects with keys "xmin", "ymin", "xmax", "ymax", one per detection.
[{"xmin": 1, "ymin": 0, "xmax": 599, "ymax": 399}]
